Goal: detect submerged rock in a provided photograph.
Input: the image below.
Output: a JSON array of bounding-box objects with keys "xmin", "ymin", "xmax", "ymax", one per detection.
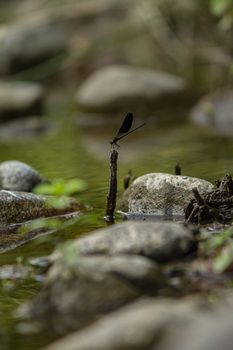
[
  {"xmin": 0, "ymin": 160, "xmax": 45, "ymax": 192},
  {"xmin": 121, "ymin": 173, "xmax": 214, "ymax": 217},
  {"xmin": 21, "ymin": 254, "xmax": 161, "ymax": 333},
  {"xmin": 76, "ymin": 65, "xmax": 186, "ymax": 114},
  {"xmin": 65, "ymin": 221, "xmax": 197, "ymax": 263},
  {"xmin": 190, "ymin": 90, "xmax": 233, "ymax": 136},
  {"xmin": 0, "ymin": 81, "xmax": 43, "ymax": 122}
]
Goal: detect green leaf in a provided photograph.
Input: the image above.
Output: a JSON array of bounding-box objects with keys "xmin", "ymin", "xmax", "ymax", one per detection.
[
  {"xmin": 210, "ymin": 0, "xmax": 232, "ymax": 16},
  {"xmin": 213, "ymin": 243, "xmax": 233, "ymax": 273},
  {"xmin": 34, "ymin": 178, "xmax": 87, "ymax": 196},
  {"xmin": 204, "ymin": 228, "xmax": 233, "ymax": 251},
  {"xmin": 46, "ymin": 196, "xmax": 72, "ymax": 210}
]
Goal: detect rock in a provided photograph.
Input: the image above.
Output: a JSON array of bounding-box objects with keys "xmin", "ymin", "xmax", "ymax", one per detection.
[
  {"xmin": 0, "ymin": 1, "xmax": 126, "ymax": 75},
  {"xmin": 190, "ymin": 90, "xmax": 233, "ymax": 136},
  {"xmin": 0, "ymin": 20, "xmax": 67, "ymax": 75},
  {"xmin": 0, "ymin": 160, "xmax": 45, "ymax": 192},
  {"xmin": 42, "ymin": 297, "xmax": 203, "ymax": 350},
  {"xmin": 21, "ymin": 254, "xmax": 161, "ymax": 333},
  {"xmin": 120, "ymin": 173, "xmax": 214, "ymax": 217},
  {"xmin": 0, "ymin": 82, "xmax": 43, "ymax": 122},
  {"xmin": 158, "ymin": 311, "xmax": 233, "ymax": 350},
  {"xmin": 0, "ymin": 117, "xmax": 52, "ymax": 141},
  {"xmin": 65, "ymin": 221, "xmax": 197, "ymax": 263},
  {"xmin": 76, "ymin": 65, "xmax": 186, "ymax": 114},
  {"xmin": 0, "ymin": 190, "xmax": 80, "ymax": 225}
]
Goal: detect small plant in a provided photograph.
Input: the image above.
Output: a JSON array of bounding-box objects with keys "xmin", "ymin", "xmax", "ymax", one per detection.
[
  {"xmin": 34, "ymin": 178, "xmax": 87, "ymax": 196},
  {"xmin": 33, "ymin": 178, "xmax": 87, "ymax": 210},
  {"xmin": 203, "ymin": 227, "xmax": 233, "ymax": 273},
  {"xmin": 210, "ymin": 0, "xmax": 233, "ymax": 30},
  {"xmin": 213, "ymin": 243, "xmax": 233, "ymax": 273}
]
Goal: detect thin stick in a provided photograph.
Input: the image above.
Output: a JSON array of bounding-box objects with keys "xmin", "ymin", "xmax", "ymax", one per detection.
[
  {"xmin": 105, "ymin": 147, "xmax": 118, "ymax": 222},
  {"xmin": 175, "ymin": 163, "xmax": 181, "ymax": 175}
]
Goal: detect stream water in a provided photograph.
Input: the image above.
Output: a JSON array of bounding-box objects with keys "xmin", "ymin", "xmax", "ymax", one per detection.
[{"xmin": 1, "ymin": 99, "xmax": 233, "ymax": 349}]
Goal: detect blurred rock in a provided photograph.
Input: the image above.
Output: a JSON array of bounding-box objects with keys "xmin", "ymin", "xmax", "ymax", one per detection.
[
  {"xmin": 0, "ymin": 82, "xmax": 43, "ymax": 122},
  {"xmin": 42, "ymin": 297, "xmax": 203, "ymax": 350},
  {"xmin": 21, "ymin": 255, "xmax": 161, "ymax": 333},
  {"xmin": 66, "ymin": 221, "xmax": 197, "ymax": 263},
  {"xmin": 0, "ymin": 19, "xmax": 67, "ymax": 75},
  {"xmin": 76, "ymin": 65, "xmax": 186, "ymax": 115},
  {"xmin": 0, "ymin": 116, "xmax": 52, "ymax": 141},
  {"xmin": 0, "ymin": 160, "xmax": 45, "ymax": 192},
  {"xmin": 157, "ymin": 310, "xmax": 233, "ymax": 350},
  {"xmin": 121, "ymin": 173, "xmax": 214, "ymax": 217},
  {"xmin": 190, "ymin": 90, "xmax": 233, "ymax": 136},
  {"xmin": 0, "ymin": 0, "xmax": 127, "ymax": 75}
]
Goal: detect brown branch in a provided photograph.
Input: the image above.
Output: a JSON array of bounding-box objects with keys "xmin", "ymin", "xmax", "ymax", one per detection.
[{"xmin": 105, "ymin": 147, "xmax": 118, "ymax": 222}]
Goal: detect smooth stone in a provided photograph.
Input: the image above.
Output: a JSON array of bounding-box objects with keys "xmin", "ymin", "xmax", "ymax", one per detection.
[
  {"xmin": 0, "ymin": 117, "xmax": 52, "ymax": 141},
  {"xmin": 0, "ymin": 82, "xmax": 43, "ymax": 121},
  {"xmin": 66, "ymin": 221, "xmax": 197, "ymax": 263},
  {"xmin": 0, "ymin": 160, "xmax": 45, "ymax": 192},
  {"xmin": 42, "ymin": 297, "xmax": 203, "ymax": 350},
  {"xmin": 76, "ymin": 65, "xmax": 186, "ymax": 114},
  {"xmin": 0, "ymin": 190, "xmax": 80, "ymax": 225},
  {"xmin": 0, "ymin": 1, "xmax": 125, "ymax": 75},
  {"xmin": 120, "ymin": 173, "xmax": 214, "ymax": 217},
  {"xmin": 0, "ymin": 212, "xmax": 81, "ymax": 254},
  {"xmin": 20, "ymin": 254, "xmax": 161, "ymax": 333},
  {"xmin": 158, "ymin": 312, "xmax": 233, "ymax": 350},
  {"xmin": 190, "ymin": 90, "xmax": 233, "ymax": 136},
  {"xmin": 0, "ymin": 20, "xmax": 67, "ymax": 75}
]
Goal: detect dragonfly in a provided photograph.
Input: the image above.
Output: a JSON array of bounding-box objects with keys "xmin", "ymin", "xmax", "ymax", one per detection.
[{"xmin": 110, "ymin": 113, "xmax": 146, "ymax": 147}]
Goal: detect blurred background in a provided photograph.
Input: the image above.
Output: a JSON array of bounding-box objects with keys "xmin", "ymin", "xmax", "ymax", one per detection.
[
  {"xmin": 0, "ymin": 0, "xmax": 233, "ymax": 226},
  {"xmin": 0, "ymin": 0, "xmax": 233, "ymax": 178},
  {"xmin": 0, "ymin": 1, "xmax": 233, "ymax": 349}
]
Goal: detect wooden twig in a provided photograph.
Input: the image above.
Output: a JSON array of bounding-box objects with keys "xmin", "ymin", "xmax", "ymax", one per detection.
[
  {"xmin": 105, "ymin": 146, "xmax": 118, "ymax": 222},
  {"xmin": 175, "ymin": 163, "xmax": 181, "ymax": 175}
]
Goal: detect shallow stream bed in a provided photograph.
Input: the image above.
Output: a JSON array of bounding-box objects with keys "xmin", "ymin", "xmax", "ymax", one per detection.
[{"xmin": 1, "ymin": 101, "xmax": 233, "ymax": 349}]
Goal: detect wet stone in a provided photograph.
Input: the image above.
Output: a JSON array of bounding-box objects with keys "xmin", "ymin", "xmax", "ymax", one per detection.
[
  {"xmin": 0, "ymin": 160, "xmax": 45, "ymax": 192},
  {"xmin": 69, "ymin": 221, "xmax": 197, "ymax": 263},
  {"xmin": 21, "ymin": 254, "xmax": 161, "ymax": 333},
  {"xmin": 0, "ymin": 81, "xmax": 43, "ymax": 121},
  {"xmin": 0, "ymin": 190, "xmax": 80, "ymax": 225},
  {"xmin": 120, "ymin": 173, "xmax": 214, "ymax": 218},
  {"xmin": 76, "ymin": 65, "xmax": 186, "ymax": 115},
  {"xmin": 42, "ymin": 297, "xmax": 204, "ymax": 350},
  {"xmin": 190, "ymin": 89, "xmax": 233, "ymax": 136}
]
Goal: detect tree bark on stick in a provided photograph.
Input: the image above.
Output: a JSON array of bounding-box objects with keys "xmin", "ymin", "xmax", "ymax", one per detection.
[{"xmin": 105, "ymin": 147, "xmax": 118, "ymax": 222}]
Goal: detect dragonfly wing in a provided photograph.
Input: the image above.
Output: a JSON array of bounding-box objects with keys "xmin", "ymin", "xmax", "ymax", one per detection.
[{"xmin": 116, "ymin": 113, "xmax": 133, "ymax": 138}]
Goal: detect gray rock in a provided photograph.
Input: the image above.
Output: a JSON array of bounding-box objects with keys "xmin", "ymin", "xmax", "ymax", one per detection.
[
  {"xmin": 0, "ymin": 1, "xmax": 126, "ymax": 75},
  {"xmin": 70, "ymin": 221, "xmax": 197, "ymax": 263},
  {"xmin": 158, "ymin": 312, "xmax": 233, "ymax": 350},
  {"xmin": 0, "ymin": 160, "xmax": 45, "ymax": 192},
  {"xmin": 21, "ymin": 254, "xmax": 161, "ymax": 333},
  {"xmin": 76, "ymin": 65, "xmax": 186, "ymax": 114},
  {"xmin": 0, "ymin": 19, "xmax": 67, "ymax": 75},
  {"xmin": 190, "ymin": 90, "xmax": 233, "ymax": 136},
  {"xmin": 0, "ymin": 82, "xmax": 43, "ymax": 121},
  {"xmin": 0, "ymin": 190, "xmax": 80, "ymax": 225},
  {"xmin": 120, "ymin": 173, "xmax": 214, "ymax": 217},
  {"xmin": 42, "ymin": 297, "xmax": 203, "ymax": 350},
  {"xmin": 0, "ymin": 116, "xmax": 52, "ymax": 141}
]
